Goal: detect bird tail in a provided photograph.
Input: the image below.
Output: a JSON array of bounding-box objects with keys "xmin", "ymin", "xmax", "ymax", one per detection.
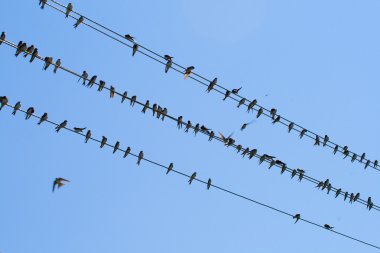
[{"xmin": 184, "ymin": 73, "xmax": 189, "ymax": 80}]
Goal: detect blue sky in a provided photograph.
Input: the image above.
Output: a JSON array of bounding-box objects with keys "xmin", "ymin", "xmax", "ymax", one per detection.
[{"xmin": 1, "ymin": 0, "xmax": 380, "ymax": 252}]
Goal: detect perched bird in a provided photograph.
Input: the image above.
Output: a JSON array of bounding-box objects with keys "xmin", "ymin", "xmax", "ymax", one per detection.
[
  {"xmin": 343, "ymin": 146, "xmax": 348, "ymax": 152},
  {"xmin": 322, "ymin": 179, "xmax": 329, "ymax": 190},
  {"xmin": 12, "ymin": 101, "xmax": 21, "ymax": 115},
  {"xmin": 43, "ymin": 57, "xmax": 53, "ymax": 71},
  {"xmin": 100, "ymin": 136, "xmax": 107, "ymax": 148},
  {"xmin": 237, "ymin": 98, "xmax": 246, "ymax": 108},
  {"xmin": 367, "ymin": 197, "xmax": 372, "ymax": 210},
  {"xmin": 291, "ymin": 169, "xmax": 297, "ymax": 179},
  {"xmin": 232, "ymin": 87, "xmax": 242, "ymax": 95},
  {"xmin": 298, "ymin": 171, "xmax": 304, "ymax": 182},
  {"xmin": 164, "ymin": 55, "xmax": 173, "ymax": 61},
  {"xmin": 37, "ymin": 113, "xmax": 48, "ymax": 125},
  {"xmin": 249, "ymin": 149, "xmax": 257, "ymax": 160},
  {"xmin": 268, "ymin": 159, "xmax": 276, "ymax": 169},
  {"xmin": 200, "ymin": 125, "xmax": 210, "ymax": 134},
  {"xmin": 326, "ymin": 183, "xmax": 332, "ymax": 194},
  {"xmin": 137, "ymin": 151, "xmax": 144, "ymax": 165},
  {"xmin": 164, "ymin": 56, "xmax": 173, "ymax": 73},
  {"xmin": 299, "ymin": 129, "xmax": 307, "ymax": 139},
  {"xmin": 288, "ymin": 122, "xmax": 294, "ymax": 133},
  {"xmin": 185, "ymin": 121, "xmax": 192, "ymax": 132},
  {"xmin": 30, "ymin": 48, "xmax": 38, "ymax": 63},
  {"xmin": 142, "ymin": 100, "xmax": 150, "ymax": 113},
  {"xmin": 0, "ymin": 96, "xmax": 8, "ymax": 110},
  {"xmin": 374, "ymin": 160, "xmax": 378, "ymax": 168},
  {"xmin": 53, "ymin": 59, "xmax": 61, "ymax": 73},
  {"xmin": 121, "ymin": 91, "xmax": 128, "ymax": 103},
  {"xmin": 247, "ymin": 100, "xmax": 257, "ymax": 113},
  {"xmin": 360, "ymin": 153, "xmax": 366, "ymax": 162},
  {"xmin": 124, "ymin": 34, "xmax": 134, "ymax": 41},
  {"xmin": 132, "ymin": 43, "xmax": 139, "ymax": 56},
  {"xmin": 85, "ymin": 130, "xmax": 91, "ymax": 143},
  {"xmin": 208, "ymin": 131, "xmax": 214, "ymax": 141},
  {"xmin": 98, "ymin": 80, "xmax": 105, "ymax": 92},
  {"xmin": 113, "ymin": 141, "xmax": 120, "ymax": 154},
  {"xmin": 223, "ymin": 90, "xmax": 231, "ymax": 101},
  {"xmin": 52, "ymin": 177, "xmax": 70, "ymax": 192},
  {"xmin": 123, "ymin": 147, "xmax": 131, "ymax": 158},
  {"xmin": 344, "ymin": 192, "xmax": 348, "ymax": 201},
  {"xmin": 25, "ymin": 107, "xmax": 35, "ymax": 120},
  {"xmin": 324, "ymin": 224, "xmax": 334, "ymax": 230},
  {"xmin": 353, "ymin": 193, "xmax": 360, "ymax": 202},
  {"xmin": 15, "ymin": 42, "xmax": 27, "ymax": 57},
  {"xmin": 296, "ymin": 168, "xmax": 305, "ymax": 174},
  {"xmin": 333, "ymin": 145, "xmax": 339, "ymax": 155},
  {"xmin": 130, "ymin": 95, "xmax": 137, "ymax": 107},
  {"xmin": 314, "ymin": 135, "xmax": 320, "ymax": 146},
  {"xmin": 272, "ymin": 115, "xmax": 281, "ymax": 124},
  {"xmin": 207, "ymin": 78, "xmax": 217, "ymax": 93},
  {"xmin": 23, "ymin": 45, "xmax": 35, "ymax": 58},
  {"xmin": 236, "ymin": 144, "xmax": 242, "ymax": 153},
  {"xmin": 270, "ymin": 108, "xmax": 277, "ymax": 120},
  {"xmin": 40, "ymin": 0, "xmax": 47, "ymax": 9},
  {"xmin": 177, "ymin": 116, "xmax": 183, "ymax": 129},
  {"xmin": 293, "ymin": 214, "xmax": 301, "ymax": 223},
  {"xmin": 323, "ymin": 135, "xmax": 329, "ymax": 146},
  {"xmin": 256, "ymin": 108, "xmax": 263, "ymax": 118},
  {"xmin": 110, "ymin": 86, "xmax": 115, "ymax": 98},
  {"xmin": 351, "ymin": 154, "xmax": 357, "ymax": 163},
  {"xmin": 152, "ymin": 104, "xmax": 158, "ymax": 116},
  {"xmin": 73, "ymin": 16, "xmax": 84, "ymax": 28},
  {"xmin": 207, "ymin": 178, "xmax": 212, "ymax": 190},
  {"xmin": 184, "ymin": 66, "xmax": 195, "ymax": 79},
  {"xmin": 65, "ymin": 3, "xmax": 73, "ymax": 18},
  {"xmin": 365, "ymin": 160, "xmax": 370, "ymax": 169},
  {"xmin": 241, "ymin": 148, "xmax": 250, "ymax": 158},
  {"xmin": 315, "ymin": 181, "xmax": 323, "ymax": 189},
  {"xmin": 73, "ymin": 127, "xmax": 86, "ymax": 133},
  {"xmin": 55, "ymin": 120, "xmax": 67, "ymax": 132},
  {"xmin": 280, "ymin": 164, "xmax": 287, "ymax": 174},
  {"xmin": 161, "ymin": 108, "xmax": 167, "ymax": 121},
  {"xmin": 193, "ymin": 123, "xmax": 200, "ymax": 136},
  {"xmin": 78, "ymin": 71, "xmax": 88, "ymax": 85},
  {"xmin": 276, "ymin": 160, "xmax": 286, "ymax": 166},
  {"xmin": 343, "ymin": 150, "xmax": 349, "ymax": 159},
  {"xmin": 219, "ymin": 132, "xmax": 234, "ymax": 145},
  {"xmin": 166, "ymin": 163, "xmax": 173, "ymax": 174},
  {"xmin": 0, "ymin": 32, "xmax": 5, "ymax": 45},
  {"xmin": 335, "ymin": 188, "xmax": 342, "ymax": 198},
  {"xmin": 188, "ymin": 172, "xmax": 197, "ymax": 184},
  {"xmin": 349, "ymin": 193, "xmax": 354, "ymax": 203}
]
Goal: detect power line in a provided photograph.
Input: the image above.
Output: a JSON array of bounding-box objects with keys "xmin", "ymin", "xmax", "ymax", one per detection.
[
  {"xmin": 1, "ymin": 100, "xmax": 379, "ymax": 251},
  {"xmin": 1, "ymin": 38, "xmax": 377, "ymax": 212},
  {"xmin": 43, "ymin": 0, "xmax": 379, "ymax": 173}
]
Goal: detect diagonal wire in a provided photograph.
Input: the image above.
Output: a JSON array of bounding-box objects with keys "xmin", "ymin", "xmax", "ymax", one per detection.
[
  {"xmin": 44, "ymin": 0, "xmax": 380, "ymax": 173},
  {"xmin": 1, "ymin": 100, "xmax": 380, "ymax": 251}
]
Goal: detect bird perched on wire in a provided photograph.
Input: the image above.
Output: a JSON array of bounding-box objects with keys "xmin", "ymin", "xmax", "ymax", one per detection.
[
  {"xmin": 121, "ymin": 91, "xmax": 128, "ymax": 103},
  {"xmin": 247, "ymin": 100, "xmax": 257, "ymax": 113},
  {"xmin": 360, "ymin": 153, "xmax": 366, "ymax": 162},
  {"xmin": 39, "ymin": 0, "xmax": 47, "ymax": 9},
  {"xmin": 53, "ymin": 59, "xmax": 61, "ymax": 73},
  {"xmin": 100, "ymin": 136, "xmax": 107, "ymax": 148},
  {"xmin": 73, "ymin": 127, "xmax": 86, "ymax": 133},
  {"xmin": 237, "ymin": 98, "xmax": 246, "ymax": 108},
  {"xmin": 194, "ymin": 123, "xmax": 200, "ymax": 136},
  {"xmin": 25, "ymin": 107, "xmax": 35, "ymax": 120},
  {"xmin": 37, "ymin": 113, "xmax": 48, "ymax": 125},
  {"xmin": 270, "ymin": 108, "xmax": 277, "ymax": 120},
  {"xmin": 367, "ymin": 197, "xmax": 373, "ymax": 210},
  {"xmin": 323, "ymin": 135, "xmax": 329, "ymax": 146},
  {"xmin": 208, "ymin": 131, "xmax": 214, "ymax": 141},
  {"xmin": 0, "ymin": 96, "xmax": 8, "ymax": 110},
  {"xmin": 124, "ymin": 34, "xmax": 134, "ymax": 41},
  {"xmin": 73, "ymin": 16, "xmax": 84, "ymax": 28},
  {"xmin": 0, "ymin": 32, "xmax": 5, "ymax": 45},
  {"xmin": 272, "ymin": 115, "xmax": 281, "ymax": 124},
  {"xmin": 23, "ymin": 45, "xmax": 35, "ymax": 58},
  {"xmin": 65, "ymin": 3, "xmax": 73, "ymax": 18},
  {"xmin": 161, "ymin": 108, "xmax": 167, "ymax": 121},
  {"xmin": 164, "ymin": 55, "xmax": 173, "ymax": 73},
  {"xmin": 343, "ymin": 192, "xmax": 348, "ymax": 201},
  {"xmin": 113, "ymin": 141, "xmax": 120, "ymax": 154},
  {"xmin": 132, "ymin": 43, "xmax": 139, "ymax": 56},
  {"xmin": 232, "ymin": 87, "xmax": 242, "ymax": 95},
  {"xmin": 353, "ymin": 193, "xmax": 360, "ymax": 202},
  {"xmin": 185, "ymin": 121, "xmax": 192, "ymax": 132},
  {"xmin": 166, "ymin": 163, "xmax": 173, "ymax": 174},
  {"xmin": 324, "ymin": 224, "xmax": 334, "ymax": 230},
  {"xmin": 110, "ymin": 86, "xmax": 115, "ymax": 98},
  {"xmin": 55, "ymin": 120, "xmax": 68, "ymax": 132},
  {"xmin": 130, "ymin": 96, "xmax": 137, "ymax": 107},
  {"xmin": 365, "ymin": 160, "xmax": 370, "ymax": 169},
  {"xmin": 15, "ymin": 42, "xmax": 27, "ymax": 57},
  {"xmin": 137, "ymin": 151, "xmax": 144, "ymax": 165},
  {"xmin": 123, "ymin": 147, "xmax": 131, "ymax": 158},
  {"xmin": 256, "ymin": 108, "xmax": 264, "ymax": 118},
  {"xmin": 30, "ymin": 48, "xmax": 38, "ymax": 63},
  {"xmin": 288, "ymin": 122, "xmax": 294, "ymax": 133},
  {"xmin": 177, "ymin": 116, "xmax": 183, "ymax": 129},
  {"xmin": 52, "ymin": 177, "xmax": 70, "ymax": 192},
  {"xmin": 249, "ymin": 149, "xmax": 257, "ymax": 160},
  {"xmin": 43, "ymin": 57, "xmax": 53, "ymax": 71},
  {"xmin": 98, "ymin": 80, "xmax": 105, "ymax": 92},
  {"xmin": 184, "ymin": 66, "xmax": 195, "ymax": 79},
  {"xmin": 78, "ymin": 71, "xmax": 88, "ymax": 85},
  {"xmin": 207, "ymin": 78, "xmax": 217, "ymax": 93},
  {"xmin": 333, "ymin": 145, "xmax": 338, "ymax": 155},
  {"xmin": 293, "ymin": 214, "xmax": 301, "ymax": 223},
  {"xmin": 223, "ymin": 90, "xmax": 231, "ymax": 101},
  {"xmin": 142, "ymin": 100, "xmax": 150, "ymax": 113},
  {"xmin": 299, "ymin": 129, "xmax": 307, "ymax": 139},
  {"xmin": 188, "ymin": 172, "xmax": 197, "ymax": 184},
  {"xmin": 85, "ymin": 130, "xmax": 91, "ymax": 143},
  {"xmin": 351, "ymin": 154, "xmax": 357, "ymax": 163},
  {"xmin": 12, "ymin": 101, "xmax": 21, "ymax": 115},
  {"xmin": 335, "ymin": 188, "xmax": 341, "ymax": 198},
  {"xmin": 207, "ymin": 178, "xmax": 212, "ymax": 190},
  {"xmin": 314, "ymin": 135, "xmax": 320, "ymax": 146}
]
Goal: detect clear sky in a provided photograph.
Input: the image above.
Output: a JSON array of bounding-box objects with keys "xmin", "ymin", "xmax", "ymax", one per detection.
[{"xmin": 1, "ymin": 0, "xmax": 380, "ymax": 252}]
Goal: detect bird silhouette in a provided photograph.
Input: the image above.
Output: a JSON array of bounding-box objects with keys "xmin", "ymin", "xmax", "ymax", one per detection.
[
  {"xmin": 52, "ymin": 177, "xmax": 70, "ymax": 192},
  {"xmin": 188, "ymin": 172, "xmax": 197, "ymax": 184},
  {"xmin": 207, "ymin": 78, "xmax": 217, "ymax": 93},
  {"xmin": 113, "ymin": 141, "xmax": 120, "ymax": 154},
  {"xmin": 223, "ymin": 90, "xmax": 231, "ymax": 101},
  {"xmin": 137, "ymin": 151, "xmax": 144, "ymax": 165},
  {"xmin": 247, "ymin": 100, "xmax": 257, "ymax": 113},
  {"xmin": 293, "ymin": 214, "xmax": 301, "ymax": 223},
  {"xmin": 121, "ymin": 91, "xmax": 128, "ymax": 103},
  {"xmin": 37, "ymin": 113, "xmax": 48, "ymax": 125},
  {"xmin": 73, "ymin": 127, "xmax": 86, "ymax": 133},
  {"xmin": 85, "ymin": 130, "xmax": 91, "ymax": 143},
  {"xmin": 0, "ymin": 96, "xmax": 8, "ymax": 110},
  {"xmin": 142, "ymin": 100, "xmax": 150, "ymax": 113},
  {"xmin": 30, "ymin": 48, "xmax": 38, "ymax": 63},
  {"xmin": 0, "ymin": 32, "xmax": 5, "ymax": 45},
  {"xmin": 231, "ymin": 87, "xmax": 242, "ymax": 95},
  {"xmin": 166, "ymin": 163, "xmax": 173, "ymax": 174},
  {"xmin": 132, "ymin": 43, "xmax": 139, "ymax": 56},
  {"xmin": 123, "ymin": 147, "xmax": 131, "ymax": 158},
  {"xmin": 164, "ymin": 55, "xmax": 173, "ymax": 73},
  {"xmin": 100, "ymin": 136, "xmax": 107, "ymax": 148},
  {"xmin": 73, "ymin": 16, "xmax": 84, "ymax": 28},
  {"xmin": 78, "ymin": 71, "xmax": 88, "ymax": 85},
  {"xmin": 184, "ymin": 66, "xmax": 195, "ymax": 79},
  {"xmin": 256, "ymin": 108, "xmax": 263, "ymax": 118},
  {"xmin": 124, "ymin": 34, "xmax": 134, "ymax": 41},
  {"xmin": 110, "ymin": 86, "xmax": 115, "ymax": 98},
  {"xmin": 299, "ymin": 129, "xmax": 307, "ymax": 139},
  {"xmin": 207, "ymin": 178, "xmax": 212, "ymax": 190},
  {"xmin": 12, "ymin": 101, "xmax": 21, "ymax": 115},
  {"xmin": 65, "ymin": 3, "xmax": 73, "ymax": 18},
  {"xmin": 53, "ymin": 59, "xmax": 61, "ymax": 73},
  {"xmin": 55, "ymin": 120, "xmax": 67, "ymax": 132},
  {"xmin": 25, "ymin": 107, "xmax": 35, "ymax": 120},
  {"xmin": 324, "ymin": 224, "xmax": 334, "ymax": 230}
]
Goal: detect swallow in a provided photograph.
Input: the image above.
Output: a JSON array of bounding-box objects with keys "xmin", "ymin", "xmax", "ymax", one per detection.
[
  {"xmin": 130, "ymin": 95, "xmax": 137, "ymax": 106},
  {"xmin": 374, "ymin": 160, "xmax": 378, "ymax": 168},
  {"xmin": 25, "ymin": 107, "xmax": 35, "ymax": 120},
  {"xmin": 288, "ymin": 122, "xmax": 294, "ymax": 133},
  {"xmin": 78, "ymin": 71, "xmax": 88, "ymax": 85},
  {"xmin": 247, "ymin": 100, "xmax": 257, "ymax": 113},
  {"xmin": 0, "ymin": 32, "xmax": 5, "ymax": 45},
  {"xmin": 262, "ymin": 154, "xmax": 276, "ymax": 160},
  {"xmin": 299, "ymin": 129, "xmax": 307, "ymax": 139},
  {"xmin": 43, "ymin": 57, "xmax": 53, "ymax": 71},
  {"xmin": 272, "ymin": 115, "xmax": 281, "ymax": 124},
  {"xmin": 316, "ymin": 181, "xmax": 323, "ymax": 189},
  {"xmin": 351, "ymin": 154, "xmax": 357, "ymax": 162},
  {"xmin": 12, "ymin": 101, "xmax": 21, "ymax": 115},
  {"xmin": 335, "ymin": 188, "xmax": 341, "ymax": 198},
  {"xmin": 333, "ymin": 145, "xmax": 338, "ymax": 155},
  {"xmin": 164, "ymin": 56, "xmax": 173, "ymax": 73},
  {"xmin": 208, "ymin": 131, "xmax": 214, "ymax": 141},
  {"xmin": 207, "ymin": 178, "xmax": 212, "ymax": 190},
  {"xmin": 344, "ymin": 192, "xmax": 348, "ymax": 201},
  {"xmin": 280, "ymin": 164, "xmax": 287, "ymax": 174},
  {"xmin": 240, "ymin": 121, "xmax": 254, "ymax": 131},
  {"xmin": 235, "ymin": 144, "xmax": 242, "ymax": 153},
  {"xmin": 293, "ymin": 214, "xmax": 301, "ymax": 223},
  {"xmin": 132, "ymin": 43, "xmax": 139, "ymax": 56},
  {"xmin": 123, "ymin": 147, "xmax": 131, "ymax": 158},
  {"xmin": 37, "ymin": 113, "xmax": 48, "ymax": 125},
  {"xmin": 152, "ymin": 104, "xmax": 157, "ymax": 116},
  {"xmin": 322, "ymin": 179, "xmax": 329, "ymax": 190},
  {"xmin": 276, "ymin": 160, "xmax": 286, "ymax": 166},
  {"xmin": 256, "ymin": 108, "xmax": 263, "ymax": 118},
  {"xmin": 200, "ymin": 125, "xmax": 210, "ymax": 134},
  {"xmin": 298, "ymin": 172, "xmax": 304, "ymax": 182},
  {"xmin": 223, "ymin": 90, "xmax": 231, "ymax": 101},
  {"xmin": 249, "ymin": 149, "xmax": 257, "ymax": 159},
  {"xmin": 207, "ymin": 78, "xmax": 217, "ymax": 93},
  {"xmin": 23, "ymin": 45, "xmax": 35, "ymax": 58},
  {"xmin": 40, "ymin": 0, "xmax": 47, "ymax": 9},
  {"xmin": 53, "ymin": 59, "xmax": 61, "ymax": 73},
  {"xmin": 291, "ymin": 169, "xmax": 297, "ymax": 179},
  {"xmin": 98, "ymin": 80, "xmax": 105, "ymax": 92},
  {"xmin": 268, "ymin": 159, "xmax": 276, "ymax": 169},
  {"xmin": 0, "ymin": 96, "xmax": 8, "ymax": 110},
  {"xmin": 219, "ymin": 132, "xmax": 234, "ymax": 145},
  {"xmin": 360, "ymin": 153, "xmax": 366, "ymax": 162},
  {"xmin": 188, "ymin": 172, "xmax": 196, "ymax": 184},
  {"xmin": 185, "ymin": 121, "xmax": 192, "ymax": 132},
  {"xmin": 161, "ymin": 108, "xmax": 167, "ymax": 121},
  {"xmin": 74, "ymin": 16, "xmax": 84, "ymax": 28},
  {"xmin": 343, "ymin": 150, "xmax": 349, "ymax": 159},
  {"xmin": 137, "ymin": 151, "xmax": 144, "ymax": 165},
  {"xmin": 296, "ymin": 168, "xmax": 305, "ymax": 174},
  {"xmin": 124, "ymin": 34, "xmax": 134, "ymax": 41},
  {"xmin": 241, "ymin": 148, "xmax": 250, "ymax": 158},
  {"xmin": 231, "ymin": 87, "xmax": 242, "ymax": 95},
  {"xmin": 100, "ymin": 136, "xmax": 107, "ymax": 148},
  {"xmin": 323, "ymin": 135, "xmax": 329, "ymax": 146},
  {"xmin": 166, "ymin": 163, "xmax": 173, "ymax": 174},
  {"xmin": 327, "ymin": 183, "xmax": 332, "ymax": 194},
  {"xmin": 73, "ymin": 127, "xmax": 86, "ymax": 133},
  {"xmin": 52, "ymin": 177, "xmax": 70, "ymax": 192},
  {"xmin": 194, "ymin": 123, "xmax": 200, "ymax": 136},
  {"xmin": 184, "ymin": 66, "xmax": 195, "ymax": 79},
  {"xmin": 369, "ymin": 202, "xmax": 374, "ymax": 211},
  {"xmin": 237, "ymin": 98, "xmax": 246, "ymax": 108},
  {"xmin": 85, "ymin": 130, "xmax": 91, "ymax": 143},
  {"xmin": 353, "ymin": 193, "xmax": 360, "ymax": 202},
  {"xmin": 324, "ymin": 224, "xmax": 334, "ymax": 230},
  {"xmin": 367, "ymin": 197, "xmax": 372, "ymax": 210},
  {"xmin": 349, "ymin": 193, "xmax": 354, "ymax": 203},
  {"xmin": 365, "ymin": 160, "xmax": 370, "ymax": 169},
  {"xmin": 15, "ymin": 42, "xmax": 27, "ymax": 57},
  {"xmin": 343, "ymin": 146, "xmax": 348, "ymax": 152},
  {"xmin": 177, "ymin": 116, "xmax": 183, "ymax": 129},
  {"xmin": 142, "ymin": 100, "xmax": 150, "ymax": 113},
  {"xmin": 65, "ymin": 3, "xmax": 73, "ymax": 18},
  {"xmin": 314, "ymin": 135, "xmax": 320, "ymax": 146},
  {"xmin": 30, "ymin": 48, "xmax": 38, "ymax": 63},
  {"xmin": 55, "ymin": 120, "xmax": 67, "ymax": 132},
  {"xmin": 113, "ymin": 141, "xmax": 120, "ymax": 154},
  {"xmin": 270, "ymin": 108, "xmax": 277, "ymax": 120},
  {"xmin": 109, "ymin": 86, "xmax": 115, "ymax": 98},
  {"xmin": 121, "ymin": 91, "xmax": 128, "ymax": 103}
]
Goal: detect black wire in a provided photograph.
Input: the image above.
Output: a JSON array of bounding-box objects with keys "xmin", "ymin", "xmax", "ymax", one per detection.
[
  {"xmin": 2, "ymin": 39, "xmax": 378, "ymax": 212},
  {"xmin": 45, "ymin": 0, "xmax": 380, "ymax": 172},
  {"xmin": 2, "ymin": 101, "xmax": 380, "ymax": 251}
]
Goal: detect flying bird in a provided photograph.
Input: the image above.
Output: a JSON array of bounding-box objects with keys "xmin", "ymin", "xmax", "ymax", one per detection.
[
  {"xmin": 25, "ymin": 107, "xmax": 35, "ymax": 120},
  {"xmin": 293, "ymin": 214, "xmax": 301, "ymax": 223},
  {"xmin": 65, "ymin": 3, "xmax": 73, "ymax": 18},
  {"xmin": 85, "ymin": 130, "xmax": 91, "ymax": 143},
  {"xmin": 55, "ymin": 120, "xmax": 67, "ymax": 132},
  {"xmin": 231, "ymin": 87, "xmax": 242, "ymax": 95},
  {"xmin": 240, "ymin": 120, "xmax": 254, "ymax": 131},
  {"xmin": 12, "ymin": 101, "xmax": 21, "ymax": 115},
  {"xmin": 113, "ymin": 141, "xmax": 120, "ymax": 154},
  {"xmin": 207, "ymin": 178, "xmax": 212, "ymax": 190},
  {"xmin": 73, "ymin": 16, "xmax": 84, "ymax": 28},
  {"xmin": 73, "ymin": 127, "xmax": 86, "ymax": 133},
  {"xmin": 166, "ymin": 163, "xmax": 173, "ymax": 174},
  {"xmin": 188, "ymin": 172, "xmax": 197, "ymax": 184},
  {"xmin": 0, "ymin": 96, "xmax": 8, "ymax": 110},
  {"xmin": 184, "ymin": 66, "xmax": 195, "ymax": 79},
  {"xmin": 37, "ymin": 113, "xmax": 48, "ymax": 125},
  {"xmin": 52, "ymin": 177, "xmax": 70, "ymax": 192},
  {"xmin": 100, "ymin": 136, "xmax": 107, "ymax": 148},
  {"xmin": 137, "ymin": 151, "xmax": 144, "ymax": 165}
]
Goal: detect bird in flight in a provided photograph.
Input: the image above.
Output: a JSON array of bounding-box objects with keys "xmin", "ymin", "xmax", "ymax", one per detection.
[{"xmin": 52, "ymin": 177, "xmax": 70, "ymax": 192}]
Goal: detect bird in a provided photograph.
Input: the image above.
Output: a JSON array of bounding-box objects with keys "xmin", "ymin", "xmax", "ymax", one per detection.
[
  {"xmin": 55, "ymin": 120, "xmax": 67, "ymax": 132},
  {"xmin": 200, "ymin": 125, "xmax": 210, "ymax": 134},
  {"xmin": 240, "ymin": 120, "xmax": 254, "ymax": 131},
  {"xmin": 288, "ymin": 122, "xmax": 294, "ymax": 133},
  {"xmin": 137, "ymin": 151, "xmax": 144, "ymax": 165},
  {"xmin": 247, "ymin": 100, "xmax": 257, "ymax": 113},
  {"xmin": 256, "ymin": 108, "xmax": 263, "ymax": 118},
  {"xmin": 324, "ymin": 224, "xmax": 334, "ymax": 230},
  {"xmin": 109, "ymin": 86, "xmax": 115, "ymax": 98},
  {"xmin": 164, "ymin": 55, "xmax": 173, "ymax": 73},
  {"xmin": 314, "ymin": 135, "xmax": 320, "ymax": 146},
  {"xmin": 208, "ymin": 131, "xmax": 214, "ymax": 141},
  {"xmin": 177, "ymin": 116, "xmax": 183, "ymax": 129},
  {"xmin": 78, "ymin": 71, "xmax": 88, "ymax": 85},
  {"xmin": 365, "ymin": 160, "xmax": 370, "ymax": 169},
  {"xmin": 299, "ymin": 129, "xmax": 307, "ymax": 139},
  {"xmin": 270, "ymin": 108, "xmax": 277, "ymax": 120},
  {"xmin": 25, "ymin": 107, "xmax": 35, "ymax": 120},
  {"xmin": 65, "ymin": 3, "xmax": 73, "ymax": 18},
  {"xmin": 39, "ymin": 0, "xmax": 47, "ymax": 9},
  {"xmin": 43, "ymin": 57, "xmax": 53, "ymax": 71},
  {"xmin": 374, "ymin": 160, "xmax": 379, "ymax": 168},
  {"xmin": 184, "ymin": 66, "xmax": 195, "ymax": 79},
  {"xmin": 100, "ymin": 136, "xmax": 107, "ymax": 148},
  {"xmin": 237, "ymin": 98, "xmax": 246, "ymax": 108},
  {"xmin": 0, "ymin": 96, "xmax": 8, "ymax": 110},
  {"xmin": 249, "ymin": 149, "xmax": 257, "ymax": 160},
  {"xmin": 241, "ymin": 148, "xmax": 250, "ymax": 158},
  {"xmin": 161, "ymin": 108, "xmax": 167, "ymax": 121},
  {"xmin": 219, "ymin": 132, "xmax": 233, "ymax": 145},
  {"xmin": 123, "ymin": 147, "xmax": 131, "ymax": 158},
  {"xmin": 207, "ymin": 178, "xmax": 212, "ymax": 190},
  {"xmin": 343, "ymin": 150, "xmax": 349, "ymax": 159},
  {"xmin": 166, "ymin": 163, "xmax": 173, "ymax": 174},
  {"xmin": 73, "ymin": 127, "xmax": 86, "ymax": 133},
  {"xmin": 12, "ymin": 101, "xmax": 21, "ymax": 115},
  {"xmin": 323, "ymin": 135, "xmax": 329, "ymax": 146},
  {"xmin": 272, "ymin": 115, "xmax": 281, "ymax": 124},
  {"xmin": 73, "ymin": 16, "xmax": 84, "ymax": 28},
  {"xmin": 185, "ymin": 121, "xmax": 192, "ymax": 132},
  {"xmin": 53, "ymin": 59, "xmax": 61, "ymax": 73},
  {"xmin": 130, "ymin": 96, "xmax": 137, "ymax": 107},
  {"xmin": 98, "ymin": 80, "xmax": 105, "ymax": 92},
  {"xmin": 207, "ymin": 78, "xmax": 217, "ymax": 93},
  {"xmin": 293, "ymin": 214, "xmax": 301, "ymax": 223},
  {"xmin": 132, "ymin": 43, "xmax": 139, "ymax": 56},
  {"xmin": 188, "ymin": 172, "xmax": 197, "ymax": 184},
  {"xmin": 113, "ymin": 141, "xmax": 120, "ymax": 154},
  {"xmin": 223, "ymin": 90, "xmax": 231, "ymax": 101},
  {"xmin": 124, "ymin": 34, "xmax": 134, "ymax": 41},
  {"xmin": 298, "ymin": 171, "xmax": 304, "ymax": 182},
  {"xmin": 52, "ymin": 177, "xmax": 70, "ymax": 192},
  {"xmin": 142, "ymin": 100, "xmax": 150, "ymax": 113},
  {"xmin": 30, "ymin": 48, "xmax": 38, "ymax": 63},
  {"xmin": 315, "ymin": 181, "xmax": 323, "ymax": 189},
  {"xmin": 326, "ymin": 183, "xmax": 332, "ymax": 194},
  {"xmin": 291, "ymin": 169, "xmax": 297, "ymax": 179},
  {"xmin": 15, "ymin": 42, "xmax": 27, "ymax": 57},
  {"xmin": 236, "ymin": 145, "xmax": 242, "ymax": 153},
  {"xmin": 349, "ymin": 193, "xmax": 354, "ymax": 203},
  {"xmin": 0, "ymin": 32, "xmax": 5, "ymax": 45},
  {"xmin": 343, "ymin": 192, "xmax": 348, "ymax": 201},
  {"xmin": 367, "ymin": 197, "xmax": 372, "ymax": 210},
  {"xmin": 353, "ymin": 193, "xmax": 360, "ymax": 202},
  {"xmin": 351, "ymin": 154, "xmax": 357, "ymax": 163},
  {"xmin": 231, "ymin": 87, "xmax": 242, "ymax": 95},
  {"xmin": 322, "ymin": 179, "xmax": 330, "ymax": 190},
  {"xmin": 335, "ymin": 188, "xmax": 341, "ymax": 198},
  {"xmin": 194, "ymin": 123, "xmax": 200, "ymax": 136},
  {"xmin": 360, "ymin": 153, "xmax": 366, "ymax": 162},
  {"xmin": 268, "ymin": 160, "xmax": 276, "ymax": 169},
  {"xmin": 152, "ymin": 104, "xmax": 158, "ymax": 116},
  {"xmin": 121, "ymin": 91, "xmax": 128, "ymax": 103},
  {"xmin": 85, "ymin": 130, "xmax": 91, "ymax": 143},
  {"xmin": 280, "ymin": 164, "xmax": 287, "ymax": 174},
  {"xmin": 333, "ymin": 145, "xmax": 339, "ymax": 155},
  {"xmin": 37, "ymin": 113, "xmax": 48, "ymax": 125},
  {"xmin": 276, "ymin": 160, "xmax": 286, "ymax": 166},
  {"xmin": 23, "ymin": 45, "xmax": 35, "ymax": 58}
]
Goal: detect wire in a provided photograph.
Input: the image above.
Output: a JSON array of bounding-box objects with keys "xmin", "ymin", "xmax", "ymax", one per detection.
[
  {"xmin": 44, "ymin": 0, "xmax": 380, "ymax": 173},
  {"xmin": 1, "ymin": 38, "xmax": 377, "ymax": 212},
  {"xmin": 1, "ymin": 101, "xmax": 379, "ymax": 251}
]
